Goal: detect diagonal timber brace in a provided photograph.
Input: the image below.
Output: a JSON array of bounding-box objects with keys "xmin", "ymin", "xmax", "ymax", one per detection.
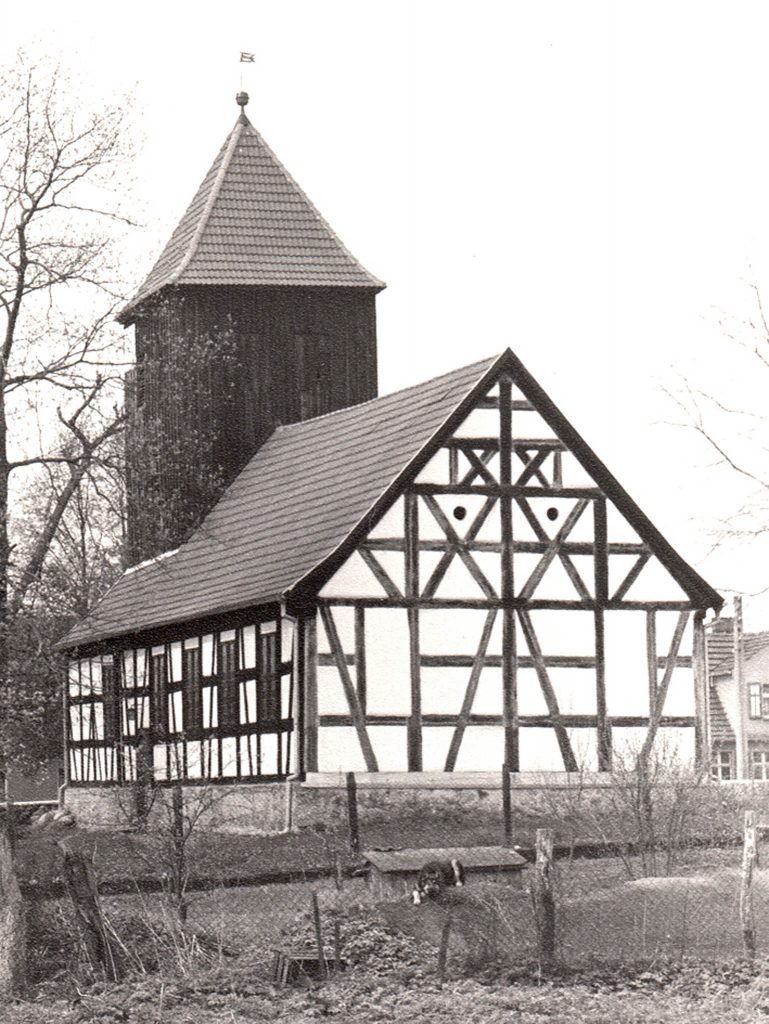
[{"xmin": 517, "ymin": 608, "xmax": 578, "ymax": 772}]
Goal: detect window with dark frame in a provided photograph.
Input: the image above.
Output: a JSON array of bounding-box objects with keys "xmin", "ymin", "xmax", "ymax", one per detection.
[
  {"xmin": 747, "ymin": 681, "xmax": 769, "ymax": 719},
  {"xmin": 68, "ymin": 617, "xmax": 294, "ymax": 786},
  {"xmin": 752, "ymin": 749, "xmax": 769, "ymax": 781},
  {"xmin": 750, "ymin": 682, "xmax": 762, "ymax": 719},
  {"xmin": 711, "ymin": 749, "xmax": 733, "ymax": 781}
]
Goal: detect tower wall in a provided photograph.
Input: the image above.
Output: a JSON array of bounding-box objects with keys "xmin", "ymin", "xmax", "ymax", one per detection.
[{"xmin": 125, "ymin": 285, "xmax": 378, "ymax": 564}]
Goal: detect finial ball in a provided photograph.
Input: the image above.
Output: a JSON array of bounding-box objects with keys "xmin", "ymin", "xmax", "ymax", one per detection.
[{"xmin": 236, "ymin": 91, "xmax": 249, "ymax": 108}]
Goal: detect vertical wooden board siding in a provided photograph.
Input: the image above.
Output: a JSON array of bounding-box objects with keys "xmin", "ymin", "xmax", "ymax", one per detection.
[
  {"xmin": 452, "ymin": 725, "xmax": 505, "ymax": 772},
  {"xmin": 414, "ymin": 448, "xmax": 450, "ymax": 485},
  {"xmin": 603, "ymin": 611, "xmax": 651, "ymax": 715},
  {"xmin": 421, "ymin": 726, "xmax": 456, "ymax": 771},
  {"xmin": 319, "ymin": 549, "xmax": 393, "ymax": 599},
  {"xmin": 316, "ymin": 665, "xmax": 351, "ymax": 715},
  {"xmin": 362, "ymin": 607, "xmax": 411, "ymax": 714},
  {"xmin": 419, "ymin": 668, "xmax": 474, "ymax": 715},
  {"xmin": 317, "ymin": 726, "xmax": 368, "ymax": 773}
]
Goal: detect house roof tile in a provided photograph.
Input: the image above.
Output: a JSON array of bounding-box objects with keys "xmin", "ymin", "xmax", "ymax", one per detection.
[
  {"xmin": 60, "ymin": 348, "xmax": 723, "ymax": 651},
  {"xmin": 119, "ymin": 107, "xmax": 383, "ymax": 322},
  {"xmin": 707, "ymin": 624, "xmax": 769, "ymax": 676}
]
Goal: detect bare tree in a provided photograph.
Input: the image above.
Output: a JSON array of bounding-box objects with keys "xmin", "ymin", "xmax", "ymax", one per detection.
[
  {"xmin": 666, "ymin": 281, "xmax": 769, "ymax": 555},
  {"xmin": 0, "ymin": 55, "xmax": 135, "ymax": 992}
]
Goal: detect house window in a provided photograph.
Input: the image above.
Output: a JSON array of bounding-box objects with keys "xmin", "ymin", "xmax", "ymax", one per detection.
[
  {"xmin": 752, "ymin": 750, "xmax": 769, "ymax": 781},
  {"xmin": 711, "ymin": 750, "xmax": 734, "ymax": 781},
  {"xmin": 748, "ymin": 682, "xmax": 769, "ymax": 719}
]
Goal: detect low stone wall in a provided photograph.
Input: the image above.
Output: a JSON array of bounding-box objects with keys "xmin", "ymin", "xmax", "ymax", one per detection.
[
  {"xmin": 65, "ymin": 781, "xmax": 288, "ymax": 835},
  {"xmin": 65, "ymin": 772, "xmax": 769, "ymax": 836}
]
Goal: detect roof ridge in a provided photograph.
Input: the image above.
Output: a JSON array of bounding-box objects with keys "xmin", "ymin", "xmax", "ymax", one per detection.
[
  {"xmin": 239, "ymin": 119, "xmax": 384, "ymax": 290},
  {"xmin": 168, "ymin": 119, "xmax": 245, "ymax": 287}
]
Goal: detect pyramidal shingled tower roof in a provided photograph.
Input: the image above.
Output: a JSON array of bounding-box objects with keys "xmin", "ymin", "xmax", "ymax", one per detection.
[{"xmin": 119, "ymin": 94, "xmax": 384, "ymax": 322}]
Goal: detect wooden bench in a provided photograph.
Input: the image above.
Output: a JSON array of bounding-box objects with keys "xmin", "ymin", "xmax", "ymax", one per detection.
[{"xmin": 362, "ymin": 846, "xmax": 528, "ymax": 899}]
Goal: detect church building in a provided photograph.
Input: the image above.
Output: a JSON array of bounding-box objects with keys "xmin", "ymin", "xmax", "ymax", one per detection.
[{"xmin": 59, "ymin": 95, "xmax": 723, "ymax": 809}]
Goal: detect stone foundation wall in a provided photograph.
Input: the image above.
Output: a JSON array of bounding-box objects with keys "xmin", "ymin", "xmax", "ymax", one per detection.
[
  {"xmin": 65, "ymin": 773, "xmax": 769, "ymax": 836},
  {"xmin": 65, "ymin": 781, "xmax": 288, "ymax": 835}
]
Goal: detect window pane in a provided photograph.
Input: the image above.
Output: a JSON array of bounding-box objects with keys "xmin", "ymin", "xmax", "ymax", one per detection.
[{"xmin": 750, "ymin": 683, "xmax": 761, "ymax": 718}]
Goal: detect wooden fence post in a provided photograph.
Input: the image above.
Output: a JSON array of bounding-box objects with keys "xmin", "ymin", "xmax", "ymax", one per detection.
[
  {"xmin": 58, "ymin": 838, "xmax": 119, "ymax": 980},
  {"xmin": 311, "ymin": 891, "xmax": 327, "ymax": 980},
  {"xmin": 741, "ymin": 810, "xmax": 758, "ymax": 959},
  {"xmin": 534, "ymin": 827, "xmax": 556, "ymax": 967},
  {"xmin": 346, "ymin": 772, "xmax": 360, "ymax": 854},
  {"xmin": 502, "ymin": 763, "xmax": 512, "ymax": 847}
]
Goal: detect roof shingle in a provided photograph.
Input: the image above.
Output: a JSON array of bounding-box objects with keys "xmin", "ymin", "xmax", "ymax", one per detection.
[
  {"xmin": 61, "ymin": 356, "xmax": 496, "ymax": 647},
  {"xmin": 119, "ymin": 109, "xmax": 383, "ymax": 322},
  {"xmin": 60, "ymin": 348, "xmax": 723, "ymax": 651}
]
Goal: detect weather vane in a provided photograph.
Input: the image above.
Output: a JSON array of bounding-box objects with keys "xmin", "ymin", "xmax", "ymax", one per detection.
[{"xmin": 239, "ymin": 50, "xmax": 255, "ymax": 95}]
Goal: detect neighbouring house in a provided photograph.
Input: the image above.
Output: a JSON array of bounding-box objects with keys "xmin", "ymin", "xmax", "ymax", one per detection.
[
  {"xmin": 707, "ymin": 617, "xmax": 769, "ymax": 780},
  {"xmin": 56, "ymin": 94, "xmax": 723, "ymax": 826}
]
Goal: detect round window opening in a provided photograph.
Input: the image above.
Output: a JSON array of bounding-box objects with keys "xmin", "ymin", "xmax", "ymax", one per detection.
[
  {"xmin": 453, "ymin": 506, "xmax": 467, "ymax": 521},
  {"xmin": 546, "ymin": 507, "xmax": 559, "ymax": 521}
]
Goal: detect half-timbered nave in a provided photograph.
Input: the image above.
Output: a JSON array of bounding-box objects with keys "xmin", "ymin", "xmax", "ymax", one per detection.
[{"xmin": 62, "ymin": 350, "xmax": 722, "ymax": 785}]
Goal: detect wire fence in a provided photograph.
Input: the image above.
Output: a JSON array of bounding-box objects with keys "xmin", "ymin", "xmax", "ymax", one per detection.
[{"xmin": 17, "ymin": 770, "xmax": 769, "ymax": 990}]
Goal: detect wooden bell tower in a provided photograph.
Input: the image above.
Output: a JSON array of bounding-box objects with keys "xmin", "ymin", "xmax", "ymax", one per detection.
[{"xmin": 120, "ymin": 92, "xmax": 384, "ymax": 565}]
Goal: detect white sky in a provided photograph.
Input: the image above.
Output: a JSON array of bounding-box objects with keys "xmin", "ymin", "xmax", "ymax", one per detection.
[{"xmin": 6, "ymin": 1, "xmax": 769, "ymax": 627}]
